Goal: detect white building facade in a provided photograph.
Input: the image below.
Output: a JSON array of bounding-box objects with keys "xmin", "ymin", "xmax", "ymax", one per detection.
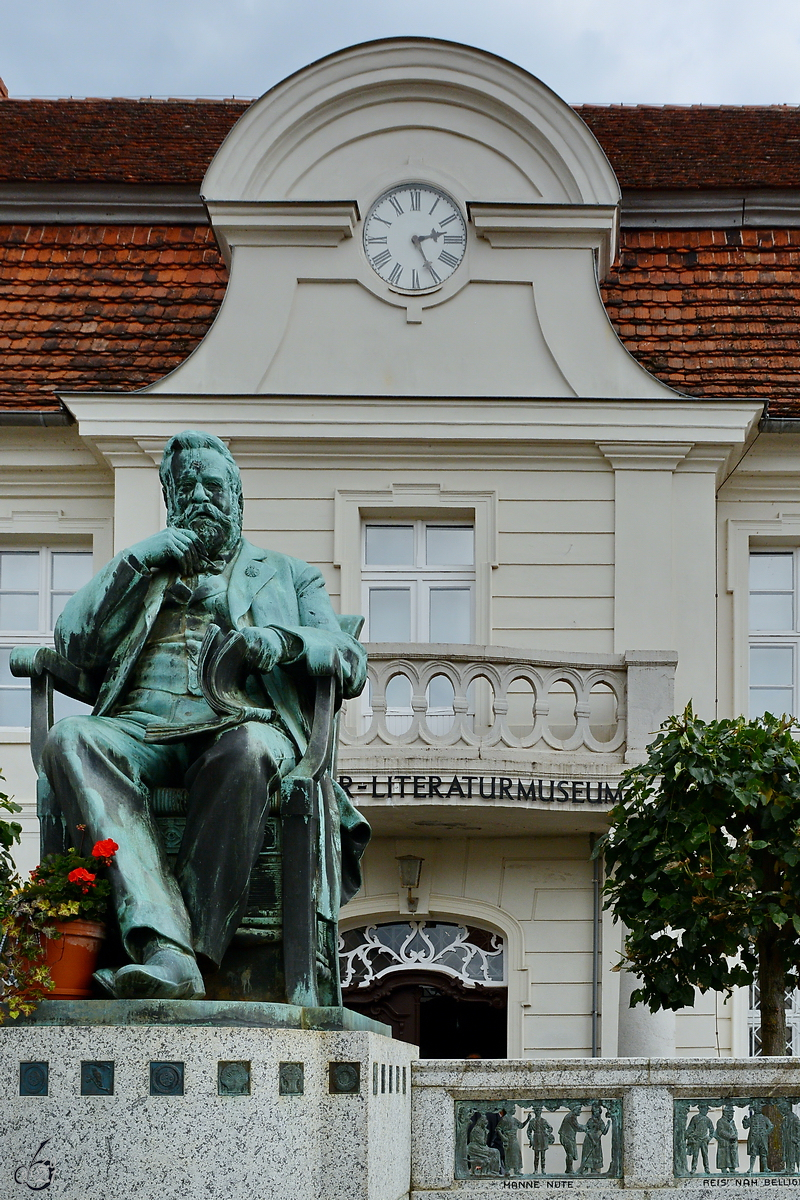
[{"xmin": 3, "ymin": 39, "xmax": 792, "ymax": 1061}]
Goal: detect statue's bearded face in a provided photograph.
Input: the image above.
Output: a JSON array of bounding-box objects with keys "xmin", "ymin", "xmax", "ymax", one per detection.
[{"xmin": 166, "ymin": 449, "xmax": 243, "ymax": 560}]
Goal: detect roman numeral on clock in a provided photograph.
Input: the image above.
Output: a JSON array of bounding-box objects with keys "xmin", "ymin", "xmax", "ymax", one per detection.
[
  {"xmin": 387, "ymin": 262, "xmax": 403, "ymax": 286},
  {"xmin": 409, "ymin": 190, "xmax": 421, "ymax": 211},
  {"xmin": 367, "ymin": 236, "xmax": 387, "ymax": 244},
  {"xmin": 388, "ymin": 195, "xmax": 404, "ymax": 216},
  {"xmin": 443, "ymin": 235, "xmax": 463, "ymax": 244},
  {"xmin": 439, "ymin": 250, "xmax": 460, "ymax": 268},
  {"xmin": 371, "ymin": 249, "xmax": 391, "ymax": 269},
  {"xmin": 411, "ymin": 269, "xmax": 420, "ymax": 290},
  {"xmin": 439, "ymin": 213, "xmax": 458, "ymax": 227}
]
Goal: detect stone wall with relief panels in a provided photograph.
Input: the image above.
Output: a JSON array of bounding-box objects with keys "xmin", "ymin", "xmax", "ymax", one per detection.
[{"xmin": 411, "ymin": 1058, "xmax": 800, "ymax": 1198}]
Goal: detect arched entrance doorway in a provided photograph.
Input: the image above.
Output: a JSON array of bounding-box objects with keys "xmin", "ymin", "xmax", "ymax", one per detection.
[{"xmin": 339, "ymin": 921, "xmax": 507, "ymax": 1057}]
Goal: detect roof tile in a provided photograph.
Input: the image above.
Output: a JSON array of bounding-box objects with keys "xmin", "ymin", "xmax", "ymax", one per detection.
[{"xmin": 0, "ymin": 222, "xmax": 227, "ymax": 409}]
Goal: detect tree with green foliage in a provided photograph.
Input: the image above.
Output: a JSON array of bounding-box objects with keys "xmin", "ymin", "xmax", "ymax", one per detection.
[{"xmin": 598, "ymin": 706, "xmax": 800, "ymax": 1057}]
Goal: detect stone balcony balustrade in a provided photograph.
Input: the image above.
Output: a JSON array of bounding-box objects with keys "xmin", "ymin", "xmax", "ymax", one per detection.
[{"xmin": 339, "ymin": 644, "xmax": 678, "ymax": 770}]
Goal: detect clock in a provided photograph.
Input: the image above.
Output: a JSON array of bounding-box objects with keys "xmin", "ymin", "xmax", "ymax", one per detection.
[{"xmin": 363, "ymin": 183, "xmax": 467, "ymax": 292}]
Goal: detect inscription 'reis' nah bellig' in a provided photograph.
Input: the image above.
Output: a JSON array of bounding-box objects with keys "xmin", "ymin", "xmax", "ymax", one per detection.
[{"xmin": 338, "ymin": 775, "xmax": 621, "ymax": 804}]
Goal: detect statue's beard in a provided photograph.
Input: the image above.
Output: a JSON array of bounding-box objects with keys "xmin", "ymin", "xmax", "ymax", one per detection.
[{"xmin": 173, "ymin": 502, "xmax": 241, "ymax": 562}]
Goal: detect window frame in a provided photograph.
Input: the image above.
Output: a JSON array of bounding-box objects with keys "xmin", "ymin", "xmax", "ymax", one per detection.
[
  {"xmin": 361, "ymin": 518, "xmax": 476, "ymax": 644},
  {"xmin": 333, "ymin": 484, "xmax": 497, "ymax": 647},
  {"xmin": 748, "ymin": 548, "xmax": 800, "ymax": 719},
  {"xmin": 0, "ymin": 545, "xmax": 94, "ymax": 730}
]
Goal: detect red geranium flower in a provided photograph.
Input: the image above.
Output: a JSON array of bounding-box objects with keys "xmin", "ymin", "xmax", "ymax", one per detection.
[
  {"xmin": 91, "ymin": 839, "xmax": 119, "ymax": 861},
  {"xmin": 67, "ymin": 867, "xmax": 96, "ymax": 892}
]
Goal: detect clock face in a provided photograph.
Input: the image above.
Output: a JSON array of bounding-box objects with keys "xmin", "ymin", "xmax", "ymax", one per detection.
[{"xmin": 363, "ymin": 183, "xmax": 467, "ymax": 292}]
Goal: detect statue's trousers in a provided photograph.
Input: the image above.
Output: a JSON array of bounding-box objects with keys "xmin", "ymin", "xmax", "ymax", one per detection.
[{"xmin": 41, "ymin": 713, "xmax": 296, "ymax": 966}]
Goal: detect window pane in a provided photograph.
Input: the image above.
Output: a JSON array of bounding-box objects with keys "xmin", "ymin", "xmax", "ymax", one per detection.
[
  {"xmin": 750, "ymin": 687, "xmax": 794, "ymax": 718},
  {"xmin": 0, "ymin": 648, "xmax": 15, "ymax": 686},
  {"xmin": 0, "ymin": 685, "xmax": 30, "ymax": 726},
  {"xmin": 751, "ymin": 645, "xmax": 794, "ymax": 687},
  {"xmin": 429, "ymin": 588, "xmax": 471, "ymax": 643},
  {"xmin": 428, "ymin": 674, "xmax": 455, "ymax": 710},
  {"xmin": 425, "ymin": 525, "xmax": 474, "ymax": 566},
  {"xmin": 750, "ymin": 554, "xmax": 793, "ymax": 591},
  {"xmin": 385, "ymin": 674, "xmax": 412, "ymax": 709},
  {"xmin": 750, "ymin": 592, "xmax": 793, "ymax": 631},
  {"xmin": 53, "ymin": 693, "xmax": 92, "ymax": 722},
  {"xmin": 51, "ymin": 552, "xmax": 93, "ymax": 592},
  {"xmin": 0, "ymin": 552, "xmax": 39, "ymax": 591},
  {"xmin": 369, "ymin": 588, "xmax": 411, "ymax": 641},
  {"xmin": 365, "ymin": 526, "xmax": 414, "ymax": 566},
  {"xmin": 0, "ymin": 592, "xmax": 39, "ymax": 631},
  {"xmin": 50, "ymin": 593, "xmax": 73, "ymax": 628}
]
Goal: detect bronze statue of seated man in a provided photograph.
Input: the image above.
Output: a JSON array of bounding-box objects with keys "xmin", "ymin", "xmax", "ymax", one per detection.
[{"xmin": 40, "ymin": 430, "xmax": 368, "ymax": 1001}]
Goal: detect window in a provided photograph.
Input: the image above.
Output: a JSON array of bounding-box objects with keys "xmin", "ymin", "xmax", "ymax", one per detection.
[
  {"xmin": 362, "ymin": 521, "xmax": 475, "ymax": 644},
  {"xmin": 748, "ymin": 552, "xmax": 800, "ymax": 718},
  {"xmin": 361, "ymin": 520, "xmax": 476, "ymax": 730},
  {"xmin": 0, "ymin": 548, "xmax": 93, "ymax": 727},
  {"xmin": 748, "ymin": 982, "xmax": 799, "ymax": 1055},
  {"xmin": 339, "ymin": 922, "xmax": 505, "ymax": 989}
]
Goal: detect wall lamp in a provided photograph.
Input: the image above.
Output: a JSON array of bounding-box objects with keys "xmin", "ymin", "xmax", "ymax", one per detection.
[{"xmin": 396, "ymin": 854, "xmax": 424, "ymax": 913}]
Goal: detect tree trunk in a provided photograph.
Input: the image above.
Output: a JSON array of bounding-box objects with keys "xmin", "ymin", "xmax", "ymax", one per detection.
[{"xmin": 757, "ymin": 928, "xmax": 788, "ymax": 1056}]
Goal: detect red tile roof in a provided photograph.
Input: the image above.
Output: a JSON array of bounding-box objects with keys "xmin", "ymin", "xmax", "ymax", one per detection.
[
  {"xmin": 0, "ymin": 100, "xmax": 799, "ymax": 414},
  {"xmin": 576, "ymin": 106, "xmax": 800, "ymax": 190},
  {"xmin": 0, "ymin": 224, "xmax": 227, "ymax": 410},
  {"xmin": 1, "ymin": 99, "xmax": 800, "ymax": 190},
  {"xmin": 602, "ymin": 229, "xmax": 800, "ymax": 411},
  {"xmin": 2, "ymin": 222, "xmax": 797, "ymax": 413},
  {"xmin": 0, "ymin": 100, "xmax": 248, "ymax": 185}
]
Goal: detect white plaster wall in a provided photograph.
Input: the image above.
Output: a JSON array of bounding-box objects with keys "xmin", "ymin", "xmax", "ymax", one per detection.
[
  {"xmin": 237, "ymin": 454, "xmax": 616, "ymax": 656},
  {"xmin": 675, "ymin": 990, "xmax": 733, "ymax": 1058}
]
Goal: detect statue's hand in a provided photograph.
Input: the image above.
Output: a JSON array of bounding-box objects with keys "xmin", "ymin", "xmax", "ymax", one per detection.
[
  {"xmin": 239, "ymin": 627, "xmax": 286, "ymax": 673},
  {"xmin": 129, "ymin": 528, "xmax": 203, "ymax": 574}
]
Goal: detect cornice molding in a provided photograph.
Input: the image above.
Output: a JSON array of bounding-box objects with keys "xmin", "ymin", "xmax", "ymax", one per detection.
[
  {"xmin": 469, "ymin": 202, "xmax": 618, "ymax": 276},
  {"xmin": 58, "ymin": 392, "xmax": 762, "ymax": 453},
  {"xmin": 203, "ymin": 200, "xmax": 360, "ymax": 264},
  {"xmin": 3, "ymin": 182, "xmax": 799, "ymax": 231},
  {"xmin": 621, "ymin": 187, "xmax": 800, "ymax": 229},
  {"xmin": 0, "ymin": 183, "xmax": 206, "ymax": 224},
  {"xmin": 597, "ymin": 441, "xmax": 693, "ymax": 471}
]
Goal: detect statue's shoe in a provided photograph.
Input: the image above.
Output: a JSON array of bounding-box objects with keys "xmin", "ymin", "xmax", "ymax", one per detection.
[{"xmin": 94, "ymin": 948, "xmax": 205, "ymax": 1001}]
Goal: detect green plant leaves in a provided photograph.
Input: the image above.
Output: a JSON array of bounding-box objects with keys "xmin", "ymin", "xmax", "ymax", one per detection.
[{"xmin": 599, "ymin": 706, "xmax": 800, "ymax": 1014}]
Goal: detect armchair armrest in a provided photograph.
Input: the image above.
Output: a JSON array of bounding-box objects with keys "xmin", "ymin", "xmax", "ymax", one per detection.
[{"xmin": 10, "ymin": 646, "xmax": 96, "ymax": 704}]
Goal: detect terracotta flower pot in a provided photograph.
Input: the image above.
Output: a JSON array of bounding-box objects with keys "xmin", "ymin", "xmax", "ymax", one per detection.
[{"xmin": 43, "ymin": 919, "xmax": 105, "ymax": 999}]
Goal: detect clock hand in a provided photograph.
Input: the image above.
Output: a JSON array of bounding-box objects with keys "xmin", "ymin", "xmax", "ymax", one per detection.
[
  {"xmin": 411, "ymin": 233, "xmax": 442, "ymax": 282},
  {"xmin": 416, "ymin": 228, "xmax": 444, "ymax": 244},
  {"xmin": 411, "ymin": 233, "xmax": 434, "ymax": 270}
]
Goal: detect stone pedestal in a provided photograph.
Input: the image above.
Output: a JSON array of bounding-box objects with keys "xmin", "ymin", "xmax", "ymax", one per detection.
[{"xmin": 0, "ymin": 1009, "xmax": 416, "ymax": 1200}]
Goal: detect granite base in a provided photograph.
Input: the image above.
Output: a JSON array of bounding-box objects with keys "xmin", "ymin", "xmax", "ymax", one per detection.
[{"xmin": 0, "ymin": 1023, "xmax": 415, "ymax": 1200}]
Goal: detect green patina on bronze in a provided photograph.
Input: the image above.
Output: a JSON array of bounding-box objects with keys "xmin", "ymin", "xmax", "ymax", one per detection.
[{"xmin": 14, "ymin": 430, "xmax": 370, "ymax": 1011}]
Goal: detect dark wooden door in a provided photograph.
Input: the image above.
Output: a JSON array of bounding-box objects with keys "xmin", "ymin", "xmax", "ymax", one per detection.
[{"xmin": 343, "ymin": 969, "xmax": 507, "ymax": 1057}]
